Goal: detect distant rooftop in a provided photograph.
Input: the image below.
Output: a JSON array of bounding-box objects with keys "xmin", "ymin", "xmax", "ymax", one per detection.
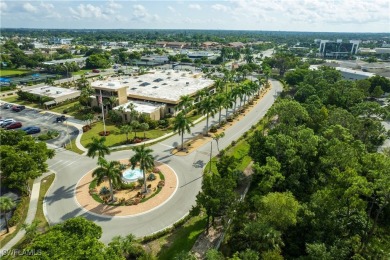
[
  {"xmin": 42, "ymin": 57, "xmax": 87, "ymax": 65},
  {"xmin": 25, "ymin": 85, "xmax": 81, "ymax": 98}
]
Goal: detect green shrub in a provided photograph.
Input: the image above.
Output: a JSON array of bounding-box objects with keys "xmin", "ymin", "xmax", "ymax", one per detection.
[
  {"xmin": 8, "ymin": 196, "xmax": 29, "ymax": 227},
  {"xmin": 147, "ymin": 173, "xmax": 156, "ymax": 181}
]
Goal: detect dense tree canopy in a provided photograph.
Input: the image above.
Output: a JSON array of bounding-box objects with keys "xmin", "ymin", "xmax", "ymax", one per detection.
[
  {"xmin": 0, "ymin": 130, "xmax": 55, "ymax": 194},
  {"xmin": 225, "ymin": 67, "xmax": 390, "ymax": 259}
]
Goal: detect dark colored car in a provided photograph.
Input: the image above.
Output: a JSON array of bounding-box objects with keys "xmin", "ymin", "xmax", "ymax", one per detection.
[
  {"xmin": 2, "ymin": 103, "xmax": 12, "ymax": 109},
  {"xmin": 5, "ymin": 122, "xmax": 22, "ymax": 130},
  {"xmin": 12, "ymin": 105, "xmax": 26, "ymax": 112},
  {"xmin": 56, "ymin": 115, "xmax": 67, "ymax": 122},
  {"xmin": 23, "ymin": 126, "xmax": 41, "ymax": 134}
]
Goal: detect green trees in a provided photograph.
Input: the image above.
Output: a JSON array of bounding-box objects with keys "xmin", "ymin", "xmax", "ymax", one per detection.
[
  {"xmin": 92, "ymin": 158, "xmax": 122, "ymax": 202},
  {"xmin": 173, "ymin": 112, "xmax": 193, "ymax": 150},
  {"xmin": 224, "ymin": 67, "xmax": 390, "ymax": 259},
  {"xmin": 198, "ymin": 96, "xmax": 217, "ymax": 136},
  {"xmin": 140, "ymin": 122, "xmax": 149, "ymax": 139},
  {"xmin": 130, "ymin": 145, "xmax": 154, "ymax": 193},
  {"xmin": 0, "ymin": 130, "xmax": 55, "ymax": 194},
  {"xmin": 178, "ymin": 95, "xmax": 194, "ymax": 114},
  {"xmin": 86, "ymin": 136, "xmax": 111, "ymax": 159},
  {"xmin": 86, "ymin": 53, "xmax": 111, "ymax": 69},
  {"xmin": 21, "ymin": 217, "xmax": 135, "ymax": 259},
  {"xmin": 120, "ymin": 124, "xmax": 133, "ymax": 143},
  {"xmin": 0, "ymin": 196, "xmax": 15, "ymax": 233}
]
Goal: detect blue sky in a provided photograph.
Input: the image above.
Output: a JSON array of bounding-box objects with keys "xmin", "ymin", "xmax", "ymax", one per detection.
[{"xmin": 1, "ymin": 0, "xmax": 389, "ymax": 32}]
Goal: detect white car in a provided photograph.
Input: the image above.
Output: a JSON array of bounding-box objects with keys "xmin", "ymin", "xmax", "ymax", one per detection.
[{"xmin": 0, "ymin": 118, "xmax": 15, "ymax": 127}]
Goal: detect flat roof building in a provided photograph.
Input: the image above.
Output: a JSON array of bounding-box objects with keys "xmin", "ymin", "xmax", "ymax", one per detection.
[
  {"xmin": 113, "ymin": 100, "xmax": 165, "ymax": 121},
  {"xmin": 24, "ymin": 85, "xmax": 81, "ymax": 104},
  {"xmin": 92, "ymin": 70, "xmax": 214, "ymax": 105}
]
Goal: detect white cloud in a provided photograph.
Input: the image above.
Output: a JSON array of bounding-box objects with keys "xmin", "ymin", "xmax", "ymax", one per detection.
[
  {"xmin": 132, "ymin": 4, "xmax": 159, "ymax": 22},
  {"xmin": 69, "ymin": 4, "xmax": 108, "ymax": 20},
  {"xmin": 167, "ymin": 6, "xmax": 175, "ymax": 12},
  {"xmin": 108, "ymin": 0, "xmax": 122, "ymax": 9},
  {"xmin": 189, "ymin": 4, "xmax": 201, "ymax": 10},
  {"xmin": 23, "ymin": 2, "xmax": 38, "ymax": 13},
  {"xmin": 0, "ymin": 2, "xmax": 7, "ymax": 13},
  {"xmin": 212, "ymin": 4, "xmax": 230, "ymax": 12}
]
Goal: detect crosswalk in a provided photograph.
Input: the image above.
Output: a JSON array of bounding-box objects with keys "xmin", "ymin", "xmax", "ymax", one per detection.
[{"xmin": 48, "ymin": 157, "xmax": 84, "ymax": 172}]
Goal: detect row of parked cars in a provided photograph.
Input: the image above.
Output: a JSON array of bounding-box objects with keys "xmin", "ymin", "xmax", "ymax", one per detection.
[
  {"xmin": 2, "ymin": 103, "xmax": 26, "ymax": 112},
  {"xmin": 0, "ymin": 118, "xmax": 40, "ymax": 133}
]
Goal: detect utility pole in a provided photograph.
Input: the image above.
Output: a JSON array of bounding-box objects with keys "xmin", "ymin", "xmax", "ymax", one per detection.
[{"xmin": 99, "ymin": 89, "xmax": 107, "ymax": 135}]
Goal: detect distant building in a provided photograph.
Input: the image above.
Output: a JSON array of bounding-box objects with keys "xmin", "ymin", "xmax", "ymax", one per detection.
[
  {"xmin": 91, "ymin": 70, "xmax": 215, "ymax": 120},
  {"xmin": 51, "ymin": 38, "xmax": 72, "ymax": 45},
  {"xmin": 310, "ymin": 65, "xmax": 374, "ymax": 80},
  {"xmin": 228, "ymin": 42, "xmax": 245, "ymax": 49},
  {"xmin": 318, "ymin": 39, "xmax": 360, "ymax": 58},
  {"xmin": 24, "ymin": 86, "xmax": 81, "ymax": 106}
]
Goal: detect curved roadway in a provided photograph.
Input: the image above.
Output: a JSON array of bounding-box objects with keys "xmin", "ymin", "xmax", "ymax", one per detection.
[{"xmin": 44, "ymin": 79, "xmax": 283, "ymax": 243}]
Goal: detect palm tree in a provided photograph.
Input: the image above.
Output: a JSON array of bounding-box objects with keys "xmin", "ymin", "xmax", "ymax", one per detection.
[
  {"xmin": 126, "ymin": 103, "xmax": 139, "ymax": 124},
  {"xmin": 173, "ymin": 112, "xmax": 194, "ymax": 150},
  {"xmin": 231, "ymin": 87, "xmax": 240, "ymax": 114},
  {"xmin": 223, "ymin": 92, "xmax": 234, "ymax": 119},
  {"xmin": 178, "ymin": 95, "xmax": 193, "ymax": 114},
  {"xmin": 92, "ymin": 157, "xmax": 122, "ymax": 202},
  {"xmin": 108, "ymin": 96, "xmax": 118, "ymax": 109},
  {"xmin": 131, "ymin": 120, "xmax": 140, "ymax": 139},
  {"xmin": 83, "ymin": 113, "xmax": 94, "ymax": 127},
  {"xmin": 86, "ymin": 136, "xmax": 110, "ymax": 159},
  {"xmin": 198, "ymin": 96, "xmax": 217, "ymax": 136},
  {"xmin": 139, "ymin": 122, "xmax": 149, "ymax": 139},
  {"xmin": 130, "ymin": 145, "xmax": 154, "ymax": 193},
  {"xmin": 0, "ymin": 196, "xmax": 15, "ymax": 233},
  {"xmin": 120, "ymin": 125, "xmax": 133, "ymax": 143},
  {"xmin": 214, "ymin": 93, "xmax": 226, "ymax": 127}
]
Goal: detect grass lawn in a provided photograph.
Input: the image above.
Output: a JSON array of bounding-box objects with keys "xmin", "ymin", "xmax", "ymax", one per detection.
[
  {"xmin": 0, "ymin": 69, "xmax": 31, "ymax": 77},
  {"xmin": 49, "ymin": 101, "xmax": 81, "ymax": 117},
  {"xmin": 152, "ymin": 214, "xmax": 207, "ymax": 259},
  {"xmin": 80, "ymin": 121, "xmax": 171, "ymax": 147},
  {"xmin": 35, "ymin": 174, "xmax": 55, "ymax": 232},
  {"xmin": 72, "ymin": 69, "xmax": 92, "ymax": 76},
  {"xmin": 0, "ymin": 96, "xmax": 41, "ymax": 109},
  {"xmin": 226, "ymin": 139, "xmax": 251, "ymax": 171},
  {"xmin": 65, "ymin": 139, "xmax": 85, "ymax": 154}
]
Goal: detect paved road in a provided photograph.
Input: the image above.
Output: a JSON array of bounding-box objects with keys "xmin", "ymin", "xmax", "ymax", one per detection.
[{"xmin": 44, "ymin": 79, "xmax": 283, "ymax": 243}]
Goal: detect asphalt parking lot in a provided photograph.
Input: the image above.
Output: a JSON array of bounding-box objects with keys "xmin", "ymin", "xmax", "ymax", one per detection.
[{"xmin": 0, "ymin": 106, "xmax": 80, "ymax": 148}]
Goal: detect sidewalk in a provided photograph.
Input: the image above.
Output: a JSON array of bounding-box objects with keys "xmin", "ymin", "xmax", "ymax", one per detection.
[{"xmin": 0, "ymin": 172, "xmax": 51, "ymax": 255}]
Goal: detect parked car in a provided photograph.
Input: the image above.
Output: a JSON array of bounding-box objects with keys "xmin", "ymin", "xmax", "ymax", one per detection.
[
  {"xmin": 22, "ymin": 126, "xmax": 41, "ymax": 134},
  {"xmin": 2, "ymin": 103, "xmax": 12, "ymax": 109},
  {"xmin": 5, "ymin": 122, "xmax": 22, "ymax": 130},
  {"xmin": 56, "ymin": 115, "xmax": 67, "ymax": 122},
  {"xmin": 92, "ymin": 69, "xmax": 100, "ymax": 73},
  {"xmin": 12, "ymin": 105, "xmax": 26, "ymax": 112},
  {"xmin": 0, "ymin": 119, "xmax": 15, "ymax": 127}
]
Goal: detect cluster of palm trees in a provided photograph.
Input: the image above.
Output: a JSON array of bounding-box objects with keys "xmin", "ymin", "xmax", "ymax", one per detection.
[
  {"xmin": 172, "ymin": 77, "xmax": 267, "ymax": 150},
  {"xmin": 86, "ymin": 137, "xmax": 155, "ymax": 202}
]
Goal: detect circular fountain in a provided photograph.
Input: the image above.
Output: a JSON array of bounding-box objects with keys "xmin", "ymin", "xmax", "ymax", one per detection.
[{"xmin": 122, "ymin": 168, "xmax": 143, "ymax": 183}]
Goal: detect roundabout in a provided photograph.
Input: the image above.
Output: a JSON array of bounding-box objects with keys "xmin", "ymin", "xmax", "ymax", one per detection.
[{"xmin": 75, "ymin": 161, "xmax": 178, "ymax": 217}]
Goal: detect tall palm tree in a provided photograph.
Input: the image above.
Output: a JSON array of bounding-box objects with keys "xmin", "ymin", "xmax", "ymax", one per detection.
[
  {"xmin": 92, "ymin": 157, "xmax": 122, "ymax": 202},
  {"xmin": 214, "ymin": 93, "xmax": 226, "ymax": 126},
  {"xmin": 0, "ymin": 196, "xmax": 15, "ymax": 233},
  {"xmin": 130, "ymin": 145, "xmax": 154, "ymax": 193},
  {"xmin": 139, "ymin": 123, "xmax": 149, "ymax": 139},
  {"xmin": 178, "ymin": 95, "xmax": 194, "ymax": 114},
  {"xmin": 231, "ymin": 87, "xmax": 240, "ymax": 114},
  {"xmin": 198, "ymin": 96, "xmax": 217, "ymax": 136},
  {"xmin": 120, "ymin": 125, "xmax": 133, "ymax": 143},
  {"xmin": 223, "ymin": 92, "xmax": 234, "ymax": 119},
  {"xmin": 86, "ymin": 136, "xmax": 110, "ymax": 159},
  {"xmin": 173, "ymin": 112, "xmax": 194, "ymax": 150}
]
